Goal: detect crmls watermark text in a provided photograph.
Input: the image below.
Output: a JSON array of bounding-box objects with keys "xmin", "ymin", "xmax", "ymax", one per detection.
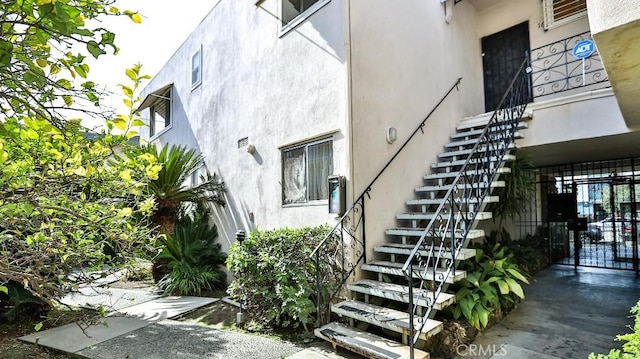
[{"xmin": 456, "ymin": 344, "xmax": 508, "ymax": 357}]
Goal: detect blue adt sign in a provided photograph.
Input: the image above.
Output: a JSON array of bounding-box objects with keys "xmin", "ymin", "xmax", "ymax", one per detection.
[{"xmin": 573, "ymin": 39, "xmax": 595, "ymax": 59}]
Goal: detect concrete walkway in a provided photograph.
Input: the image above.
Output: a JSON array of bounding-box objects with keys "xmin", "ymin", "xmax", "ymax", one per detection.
[
  {"xmin": 19, "ymin": 265, "xmax": 640, "ymax": 358},
  {"xmin": 463, "ymin": 265, "xmax": 640, "ymax": 359}
]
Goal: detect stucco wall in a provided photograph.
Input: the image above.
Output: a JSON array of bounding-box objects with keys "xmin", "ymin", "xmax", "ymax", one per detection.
[
  {"xmin": 348, "ymin": 0, "xmax": 484, "ymax": 261},
  {"xmin": 346, "ymin": 0, "xmax": 602, "ymax": 260},
  {"xmin": 140, "ymin": 0, "xmax": 348, "ymax": 251}
]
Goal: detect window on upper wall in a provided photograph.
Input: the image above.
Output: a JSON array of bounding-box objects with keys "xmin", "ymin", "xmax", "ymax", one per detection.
[
  {"xmin": 543, "ymin": 0, "xmax": 587, "ymax": 29},
  {"xmin": 191, "ymin": 46, "xmax": 202, "ymax": 89},
  {"xmin": 281, "ymin": 0, "xmax": 330, "ymax": 32},
  {"xmin": 149, "ymin": 88, "xmax": 171, "ymax": 138},
  {"xmin": 282, "ymin": 138, "xmax": 333, "ymax": 205}
]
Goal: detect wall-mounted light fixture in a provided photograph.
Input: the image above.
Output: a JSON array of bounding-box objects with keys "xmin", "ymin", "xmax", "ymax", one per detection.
[
  {"xmin": 247, "ymin": 144, "xmax": 256, "ymax": 154},
  {"xmin": 386, "ymin": 127, "xmax": 398, "ymax": 144}
]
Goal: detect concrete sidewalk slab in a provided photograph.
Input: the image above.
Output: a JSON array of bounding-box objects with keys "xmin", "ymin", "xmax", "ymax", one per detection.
[
  {"xmin": 60, "ymin": 287, "xmax": 161, "ymax": 311},
  {"xmin": 19, "ymin": 317, "xmax": 150, "ymax": 353},
  {"xmin": 76, "ymin": 319, "xmax": 303, "ymax": 359},
  {"xmin": 112, "ymin": 296, "xmax": 219, "ymax": 321}
]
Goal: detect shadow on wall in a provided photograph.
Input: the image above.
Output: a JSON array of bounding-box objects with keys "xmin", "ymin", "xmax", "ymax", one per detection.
[{"xmin": 209, "ymin": 187, "xmax": 255, "ymax": 255}]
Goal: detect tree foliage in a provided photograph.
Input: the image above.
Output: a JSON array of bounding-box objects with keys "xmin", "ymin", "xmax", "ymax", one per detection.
[
  {"xmin": 0, "ymin": 0, "xmax": 142, "ymax": 127},
  {"xmin": 0, "ymin": 64, "xmax": 157, "ymax": 307}
]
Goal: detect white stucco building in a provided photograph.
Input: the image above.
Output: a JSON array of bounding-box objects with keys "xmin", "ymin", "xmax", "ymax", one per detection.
[{"xmin": 140, "ymin": 0, "xmax": 640, "ymax": 355}]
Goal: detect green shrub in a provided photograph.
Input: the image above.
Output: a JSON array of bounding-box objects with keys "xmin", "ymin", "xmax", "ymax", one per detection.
[
  {"xmin": 156, "ymin": 214, "xmax": 226, "ymax": 296},
  {"xmin": 226, "ymin": 225, "xmax": 335, "ymax": 331},
  {"xmin": 0, "ymin": 280, "xmax": 49, "ymax": 322},
  {"xmin": 589, "ymin": 300, "xmax": 640, "ymax": 359},
  {"xmin": 447, "ymin": 243, "xmax": 529, "ymax": 329}
]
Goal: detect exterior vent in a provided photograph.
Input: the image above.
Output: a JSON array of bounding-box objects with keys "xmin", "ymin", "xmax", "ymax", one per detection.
[{"xmin": 544, "ymin": 0, "xmax": 587, "ymax": 29}]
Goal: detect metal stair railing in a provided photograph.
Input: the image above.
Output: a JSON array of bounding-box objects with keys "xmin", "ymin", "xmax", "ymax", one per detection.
[
  {"xmin": 403, "ymin": 55, "xmax": 532, "ymax": 354},
  {"xmin": 310, "ymin": 77, "xmax": 463, "ymax": 326}
]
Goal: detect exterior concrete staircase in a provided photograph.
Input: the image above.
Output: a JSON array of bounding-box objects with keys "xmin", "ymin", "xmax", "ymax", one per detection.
[{"xmin": 314, "ymin": 113, "xmax": 530, "ymax": 359}]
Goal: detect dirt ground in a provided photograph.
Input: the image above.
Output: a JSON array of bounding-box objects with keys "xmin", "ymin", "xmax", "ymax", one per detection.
[{"xmin": 0, "ymin": 280, "xmax": 237, "ymax": 359}]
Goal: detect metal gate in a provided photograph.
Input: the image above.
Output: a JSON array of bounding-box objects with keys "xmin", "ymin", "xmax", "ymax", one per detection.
[{"xmin": 515, "ymin": 158, "xmax": 640, "ymax": 273}]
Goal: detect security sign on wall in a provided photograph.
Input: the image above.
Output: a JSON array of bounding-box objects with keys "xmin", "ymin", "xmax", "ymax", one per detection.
[{"xmin": 572, "ymin": 39, "xmax": 595, "ymax": 59}]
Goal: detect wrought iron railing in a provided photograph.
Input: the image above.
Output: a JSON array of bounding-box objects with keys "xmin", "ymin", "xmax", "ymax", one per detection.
[
  {"xmin": 402, "ymin": 57, "xmax": 532, "ymax": 351},
  {"xmin": 310, "ymin": 77, "xmax": 463, "ymax": 325},
  {"xmin": 530, "ymin": 31, "xmax": 609, "ymax": 98}
]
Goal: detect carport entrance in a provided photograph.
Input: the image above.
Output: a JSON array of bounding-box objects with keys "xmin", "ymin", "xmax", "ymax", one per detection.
[{"xmin": 516, "ymin": 158, "xmax": 640, "ymax": 273}]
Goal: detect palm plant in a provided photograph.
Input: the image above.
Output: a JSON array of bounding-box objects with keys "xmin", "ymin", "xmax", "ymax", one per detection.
[
  {"xmin": 156, "ymin": 215, "xmax": 227, "ymax": 295},
  {"xmin": 142, "ymin": 144, "xmax": 225, "ymax": 236}
]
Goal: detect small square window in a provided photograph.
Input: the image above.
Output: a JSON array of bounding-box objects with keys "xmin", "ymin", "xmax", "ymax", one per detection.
[
  {"xmin": 543, "ymin": 0, "xmax": 587, "ymax": 29},
  {"xmin": 191, "ymin": 46, "xmax": 202, "ymax": 89},
  {"xmin": 149, "ymin": 88, "xmax": 171, "ymax": 138},
  {"xmin": 282, "ymin": 138, "xmax": 333, "ymax": 204}
]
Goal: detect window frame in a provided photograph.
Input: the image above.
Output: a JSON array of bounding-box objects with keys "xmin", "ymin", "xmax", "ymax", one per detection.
[
  {"xmin": 281, "ymin": 137, "xmax": 333, "ymax": 206},
  {"xmin": 148, "ymin": 88, "xmax": 172, "ymax": 139},
  {"xmin": 543, "ymin": 0, "xmax": 587, "ymax": 30},
  {"xmin": 191, "ymin": 45, "xmax": 202, "ymax": 90},
  {"xmin": 280, "ymin": 0, "xmax": 331, "ymax": 36}
]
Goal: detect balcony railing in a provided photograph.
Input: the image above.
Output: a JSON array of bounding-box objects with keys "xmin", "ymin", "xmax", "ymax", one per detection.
[{"xmin": 530, "ymin": 31, "xmax": 609, "ymax": 98}]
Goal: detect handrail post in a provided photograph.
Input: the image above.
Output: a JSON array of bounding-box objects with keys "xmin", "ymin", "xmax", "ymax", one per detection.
[
  {"xmin": 408, "ymin": 260, "xmax": 414, "ymax": 359},
  {"xmin": 362, "ymin": 197, "xmax": 366, "ymax": 263},
  {"xmin": 315, "ymin": 249, "xmax": 321, "ymax": 325}
]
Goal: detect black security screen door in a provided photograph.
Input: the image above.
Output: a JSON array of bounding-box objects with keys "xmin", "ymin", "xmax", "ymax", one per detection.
[{"xmin": 482, "ymin": 22, "xmax": 531, "ymax": 112}]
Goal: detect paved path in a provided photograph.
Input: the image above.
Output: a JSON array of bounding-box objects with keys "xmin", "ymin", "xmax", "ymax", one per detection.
[
  {"xmin": 19, "ymin": 281, "xmax": 345, "ymax": 359},
  {"xmin": 464, "ymin": 265, "xmax": 640, "ymax": 359},
  {"xmin": 21, "ymin": 265, "xmax": 639, "ymax": 359}
]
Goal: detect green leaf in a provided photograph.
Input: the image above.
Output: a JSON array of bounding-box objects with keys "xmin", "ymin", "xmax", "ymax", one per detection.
[
  {"xmin": 0, "ymin": 40, "xmax": 13, "ymax": 68},
  {"xmin": 34, "ymin": 322, "xmax": 43, "ymax": 331},
  {"xmin": 507, "ymin": 268, "xmax": 529, "ymax": 284},
  {"xmin": 121, "ymin": 85, "xmax": 133, "ymax": 97},
  {"xmin": 131, "ymin": 119, "xmax": 146, "ymax": 127},
  {"xmin": 496, "ymin": 279, "xmax": 510, "ymax": 295},
  {"xmin": 459, "ymin": 297, "xmax": 474, "ymax": 321},
  {"xmin": 87, "ymin": 40, "xmax": 106, "ymax": 59},
  {"xmin": 21, "ymin": 202, "xmax": 34, "ymax": 215},
  {"xmin": 478, "ymin": 305, "xmax": 489, "ymax": 328},
  {"xmin": 125, "ymin": 68, "xmax": 137, "ymax": 81},
  {"xmin": 0, "ymin": 286, "xmax": 7, "ymax": 295},
  {"xmin": 505, "ymin": 277, "xmax": 525, "ymax": 299}
]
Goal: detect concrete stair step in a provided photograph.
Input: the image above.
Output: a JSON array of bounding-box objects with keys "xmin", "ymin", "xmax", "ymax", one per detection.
[
  {"xmin": 423, "ymin": 168, "xmax": 510, "ymax": 181},
  {"xmin": 362, "ymin": 261, "xmax": 466, "ymax": 283},
  {"xmin": 396, "ymin": 212, "xmax": 492, "ymax": 221},
  {"xmin": 450, "ymin": 123, "xmax": 529, "ymax": 141},
  {"xmin": 415, "ymin": 181, "xmax": 505, "ymax": 193},
  {"xmin": 406, "ymin": 196, "xmax": 499, "ymax": 206},
  {"xmin": 445, "ymin": 132, "xmax": 524, "ymax": 148},
  {"xmin": 374, "ymin": 244, "xmax": 476, "ymax": 261},
  {"xmin": 348, "ymin": 279, "xmax": 455, "ymax": 310},
  {"xmin": 315, "ymin": 322, "xmax": 430, "ymax": 359},
  {"xmin": 385, "ymin": 228, "xmax": 485, "ymax": 240},
  {"xmin": 331, "ymin": 300, "xmax": 443, "ymax": 340},
  {"xmin": 431, "ymin": 154, "xmax": 515, "ymax": 171},
  {"xmin": 456, "ymin": 110, "xmax": 532, "ymax": 131},
  {"xmin": 438, "ymin": 143, "xmax": 516, "ymax": 160}
]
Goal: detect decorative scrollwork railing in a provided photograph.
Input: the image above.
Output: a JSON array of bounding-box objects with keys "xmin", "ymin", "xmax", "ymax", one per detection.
[
  {"xmin": 530, "ymin": 31, "xmax": 609, "ymax": 98},
  {"xmin": 403, "ymin": 56, "xmax": 532, "ymax": 350},
  {"xmin": 310, "ymin": 78, "xmax": 463, "ymax": 326}
]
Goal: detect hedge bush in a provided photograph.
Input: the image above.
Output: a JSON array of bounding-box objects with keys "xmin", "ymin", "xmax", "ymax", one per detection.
[{"xmin": 226, "ymin": 225, "xmax": 336, "ymax": 331}]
